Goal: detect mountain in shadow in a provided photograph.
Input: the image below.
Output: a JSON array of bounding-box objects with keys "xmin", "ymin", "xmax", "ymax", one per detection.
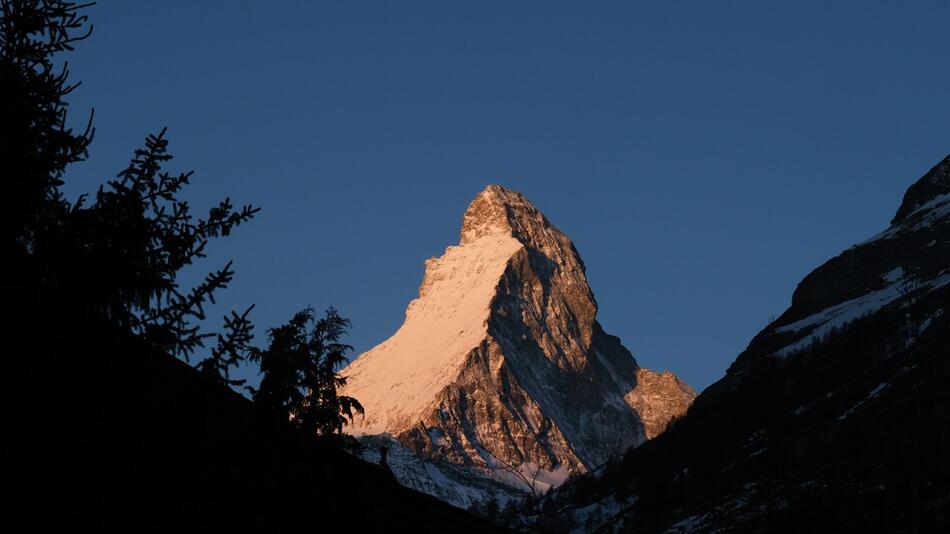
[{"xmin": 547, "ymin": 155, "xmax": 950, "ymax": 533}]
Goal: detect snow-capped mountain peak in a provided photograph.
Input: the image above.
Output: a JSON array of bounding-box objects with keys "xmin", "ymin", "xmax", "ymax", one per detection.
[{"xmin": 342, "ymin": 185, "xmax": 695, "ymax": 488}]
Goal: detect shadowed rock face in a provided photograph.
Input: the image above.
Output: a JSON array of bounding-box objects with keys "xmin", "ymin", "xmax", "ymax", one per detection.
[
  {"xmin": 732, "ymin": 154, "xmax": 950, "ymax": 373},
  {"xmin": 891, "ymin": 155, "xmax": 950, "ymax": 225},
  {"xmin": 342, "ymin": 185, "xmax": 695, "ymax": 482},
  {"xmin": 553, "ymin": 154, "xmax": 950, "ymax": 532}
]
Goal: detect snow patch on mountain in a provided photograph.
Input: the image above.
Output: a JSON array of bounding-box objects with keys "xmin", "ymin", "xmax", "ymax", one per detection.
[
  {"xmin": 838, "ymin": 382, "xmax": 889, "ymax": 421},
  {"xmin": 342, "ymin": 232, "xmax": 523, "ymax": 435},
  {"xmin": 773, "ymin": 270, "xmax": 950, "ymax": 357},
  {"xmin": 773, "ymin": 280, "xmax": 906, "ymax": 356},
  {"xmin": 860, "ymin": 191, "xmax": 950, "ymax": 245},
  {"xmin": 356, "ymin": 435, "xmax": 524, "ymax": 509}
]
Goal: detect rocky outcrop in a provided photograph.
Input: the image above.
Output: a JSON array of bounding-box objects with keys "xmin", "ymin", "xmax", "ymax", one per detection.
[
  {"xmin": 625, "ymin": 369, "xmax": 697, "ymax": 439},
  {"xmin": 341, "ymin": 185, "xmax": 694, "ymax": 484},
  {"xmin": 891, "ymin": 154, "xmax": 950, "ymax": 224}
]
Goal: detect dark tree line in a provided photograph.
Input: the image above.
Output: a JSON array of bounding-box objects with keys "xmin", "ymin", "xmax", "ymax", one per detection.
[{"xmin": 2, "ymin": 0, "xmax": 362, "ymax": 441}]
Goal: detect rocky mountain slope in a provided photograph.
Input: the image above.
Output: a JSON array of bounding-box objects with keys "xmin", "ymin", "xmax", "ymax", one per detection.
[
  {"xmin": 551, "ymin": 155, "xmax": 950, "ymax": 532},
  {"xmin": 341, "ymin": 185, "xmax": 695, "ymax": 489}
]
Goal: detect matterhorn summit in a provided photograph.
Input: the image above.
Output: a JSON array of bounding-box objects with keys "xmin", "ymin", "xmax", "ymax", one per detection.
[{"xmin": 341, "ymin": 185, "xmax": 695, "ymax": 484}]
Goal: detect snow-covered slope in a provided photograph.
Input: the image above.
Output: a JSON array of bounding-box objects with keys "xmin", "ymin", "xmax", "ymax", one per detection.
[
  {"xmin": 341, "ymin": 230, "xmax": 523, "ymax": 435},
  {"xmin": 341, "ymin": 185, "xmax": 695, "ymax": 484},
  {"xmin": 356, "ymin": 435, "xmax": 524, "ymax": 509}
]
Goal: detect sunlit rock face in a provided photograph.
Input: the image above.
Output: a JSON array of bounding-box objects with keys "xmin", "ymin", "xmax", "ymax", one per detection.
[
  {"xmin": 341, "ymin": 185, "xmax": 695, "ymax": 484},
  {"xmin": 626, "ymin": 369, "xmax": 697, "ymax": 440}
]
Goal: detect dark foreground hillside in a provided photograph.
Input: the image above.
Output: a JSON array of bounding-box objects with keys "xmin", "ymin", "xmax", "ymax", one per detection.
[{"xmin": 0, "ymin": 293, "xmax": 504, "ymax": 532}]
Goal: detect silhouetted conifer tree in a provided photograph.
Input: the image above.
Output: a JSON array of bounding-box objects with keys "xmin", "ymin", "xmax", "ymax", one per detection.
[
  {"xmin": 249, "ymin": 307, "xmax": 364, "ymax": 439},
  {"xmin": 2, "ymin": 2, "xmax": 259, "ymax": 379},
  {"xmin": 196, "ymin": 305, "xmax": 255, "ymax": 387},
  {"xmin": 61, "ymin": 128, "xmax": 259, "ymax": 360},
  {"xmin": 1, "ymin": 0, "xmax": 93, "ymax": 280}
]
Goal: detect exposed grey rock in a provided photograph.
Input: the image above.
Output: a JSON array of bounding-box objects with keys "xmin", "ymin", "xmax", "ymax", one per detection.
[{"xmin": 342, "ymin": 185, "xmax": 695, "ymax": 488}]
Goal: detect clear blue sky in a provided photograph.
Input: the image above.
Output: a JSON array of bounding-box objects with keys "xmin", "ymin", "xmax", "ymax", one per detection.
[{"xmin": 63, "ymin": 1, "xmax": 949, "ymax": 391}]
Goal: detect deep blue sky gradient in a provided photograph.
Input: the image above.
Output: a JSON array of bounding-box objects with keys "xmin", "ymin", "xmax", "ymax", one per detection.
[{"xmin": 62, "ymin": 1, "xmax": 950, "ymax": 391}]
